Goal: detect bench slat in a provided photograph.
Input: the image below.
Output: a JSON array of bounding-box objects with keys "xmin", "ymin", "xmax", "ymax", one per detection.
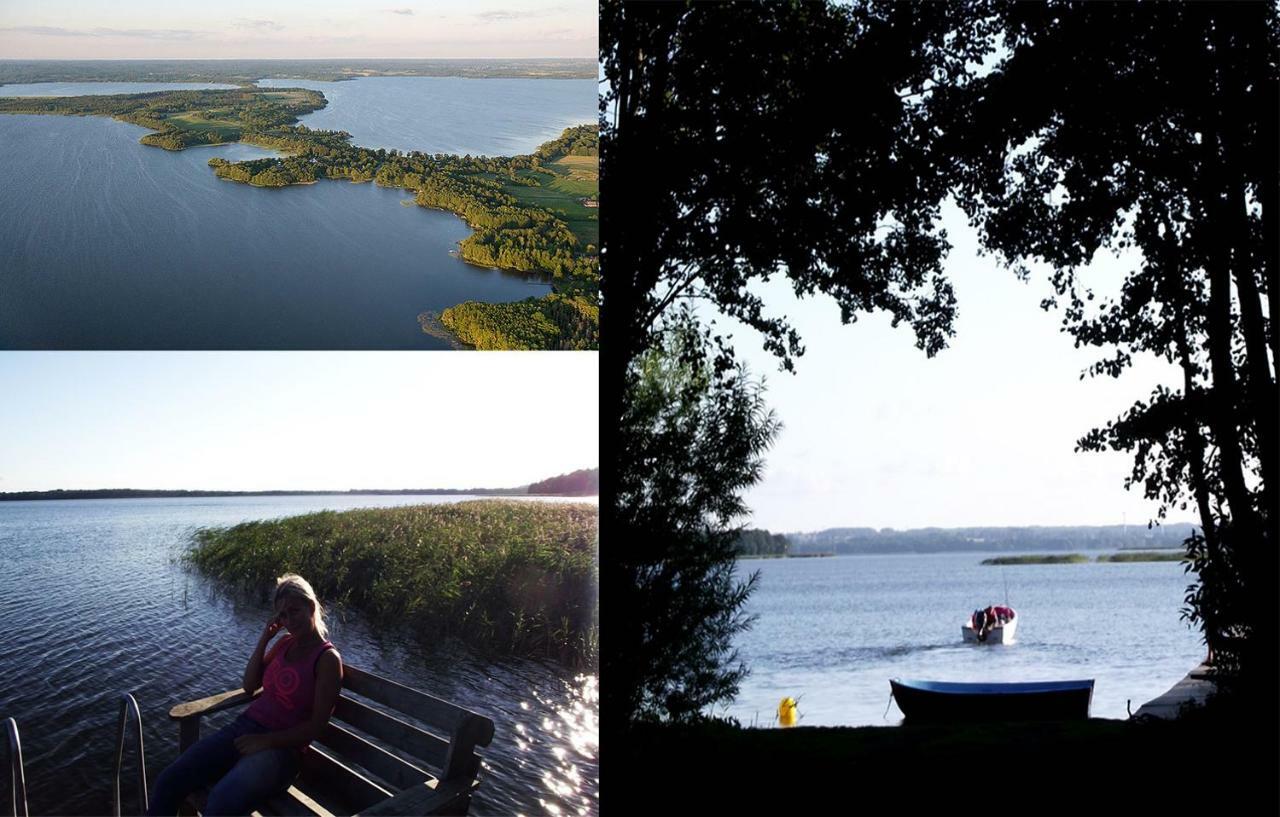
[
  {"xmin": 333, "ymin": 696, "xmax": 450, "ymax": 771},
  {"xmin": 299, "ymin": 746, "xmax": 394, "ymax": 815},
  {"xmin": 342, "ymin": 668, "xmax": 470, "ymax": 734},
  {"xmin": 254, "ymin": 785, "xmax": 336, "ymax": 817},
  {"xmin": 317, "ymin": 722, "xmax": 433, "ymax": 792},
  {"xmin": 355, "ymin": 778, "xmax": 474, "ymax": 816}
]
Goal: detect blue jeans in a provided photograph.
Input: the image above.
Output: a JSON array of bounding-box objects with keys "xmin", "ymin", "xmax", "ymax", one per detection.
[{"xmin": 147, "ymin": 714, "xmax": 300, "ymax": 816}]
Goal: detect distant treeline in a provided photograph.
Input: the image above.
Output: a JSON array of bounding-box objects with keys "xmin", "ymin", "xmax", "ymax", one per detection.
[
  {"xmin": 0, "ymin": 59, "xmax": 597, "ymax": 85},
  {"xmin": 787, "ymin": 523, "xmax": 1199, "ymax": 554},
  {"xmin": 0, "ymin": 489, "xmax": 524, "ymax": 501},
  {"xmin": 0, "ymin": 468, "xmax": 602, "ymax": 502},
  {"xmin": 527, "ymin": 468, "xmax": 599, "ymax": 496},
  {"xmin": 734, "ymin": 528, "xmax": 791, "ymax": 557}
]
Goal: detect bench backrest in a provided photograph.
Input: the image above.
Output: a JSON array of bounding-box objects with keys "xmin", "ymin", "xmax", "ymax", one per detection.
[{"xmin": 298, "ymin": 666, "xmax": 496, "ymax": 814}]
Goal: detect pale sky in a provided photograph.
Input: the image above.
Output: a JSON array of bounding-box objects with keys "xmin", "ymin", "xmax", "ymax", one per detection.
[
  {"xmin": 721, "ymin": 200, "xmax": 1193, "ymax": 533},
  {"xmin": 0, "ymin": 352, "xmax": 597, "ymax": 492},
  {"xmin": 0, "ymin": 0, "xmax": 595, "ymax": 59}
]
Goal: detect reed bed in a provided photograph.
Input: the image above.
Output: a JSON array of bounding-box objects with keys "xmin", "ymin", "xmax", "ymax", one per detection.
[
  {"xmin": 186, "ymin": 500, "xmax": 598, "ymax": 666},
  {"xmin": 980, "ymin": 554, "xmax": 1090, "ymax": 565},
  {"xmin": 1095, "ymin": 551, "xmax": 1184, "ymax": 562}
]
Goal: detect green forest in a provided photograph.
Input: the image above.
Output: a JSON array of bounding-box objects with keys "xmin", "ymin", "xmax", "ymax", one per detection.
[{"xmin": 0, "ymin": 87, "xmax": 599, "ymax": 350}]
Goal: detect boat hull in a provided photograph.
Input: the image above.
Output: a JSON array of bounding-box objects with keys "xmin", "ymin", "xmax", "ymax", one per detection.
[
  {"xmin": 962, "ymin": 616, "xmax": 1017, "ymax": 644},
  {"xmin": 890, "ymin": 679, "xmax": 1094, "ymax": 722}
]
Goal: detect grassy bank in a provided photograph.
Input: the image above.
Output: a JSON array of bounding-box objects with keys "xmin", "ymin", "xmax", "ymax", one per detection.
[
  {"xmin": 613, "ymin": 713, "xmax": 1268, "ymax": 810},
  {"xmin": 981, "ymin": 554, "xmax": 1089, "ymax": 565},
  {"xmin": 185, "ymin": 499, "xmax": 598, "ymax": 665}
]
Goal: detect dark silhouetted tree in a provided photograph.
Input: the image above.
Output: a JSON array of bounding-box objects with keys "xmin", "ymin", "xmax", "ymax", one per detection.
[
  {"xmin": 932, "ymin": 1, "xmax": 1277, "ymax": 701},
  {"xmin": 601, "ymin": 0, "xmax": 987, "ymax": 726},
  {"xmin": 615, "ymin": 307, "xmax": 780, "ymax": 721}
]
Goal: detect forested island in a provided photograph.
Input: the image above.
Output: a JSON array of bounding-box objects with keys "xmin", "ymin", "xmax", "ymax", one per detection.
[
  {"xmin": 0, "ymin": 83, "xmax": 599, "ymax": 350},
  {"xmin": 733, "ymin": 528, "xmax": 792, "ymax": 558}
]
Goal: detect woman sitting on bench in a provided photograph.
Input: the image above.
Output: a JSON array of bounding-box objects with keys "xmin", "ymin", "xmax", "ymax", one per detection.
[{"xmin": 148, "ymin": 574, "xmax": 344, "ymax": 816}]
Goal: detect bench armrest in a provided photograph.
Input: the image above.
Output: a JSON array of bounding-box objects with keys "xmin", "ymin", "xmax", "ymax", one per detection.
[{"xmin": 169, "ymin": 688, "xmax": 262, "ymax": 721}]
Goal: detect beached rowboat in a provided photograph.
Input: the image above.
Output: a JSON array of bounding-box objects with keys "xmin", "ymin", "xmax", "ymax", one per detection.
[{"xmin": 889, "ymin": 678, "xmax": 1094, "ymax": 722}]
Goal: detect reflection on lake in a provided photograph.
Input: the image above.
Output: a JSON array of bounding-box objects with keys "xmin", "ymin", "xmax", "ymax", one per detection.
[{"xmin": 0, "ymin": 495, "xmax": 597, "ymax": 817}]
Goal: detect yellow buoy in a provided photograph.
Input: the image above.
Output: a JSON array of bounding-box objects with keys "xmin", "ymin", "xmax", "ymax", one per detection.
[{"xmin": 777, "ymin": 696, "xmax": 798, "ymax": 727}]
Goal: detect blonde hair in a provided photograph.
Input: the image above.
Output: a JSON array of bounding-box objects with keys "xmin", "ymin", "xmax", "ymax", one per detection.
[{"xmin": 274, "ymin": 573, "xmax": 329, "ymax": 640}]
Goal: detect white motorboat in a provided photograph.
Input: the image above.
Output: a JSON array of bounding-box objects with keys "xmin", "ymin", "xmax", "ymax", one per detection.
[{"xmin": 962, "ymin": 606, "xmax": 1017, "ymax": 644}]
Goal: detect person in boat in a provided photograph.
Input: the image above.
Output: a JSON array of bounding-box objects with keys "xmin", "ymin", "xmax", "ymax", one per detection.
[
  {"xmin": 992, "ymin": 605, "xmax": 1015, "ymax": 623},
  {"xmin": 147, "ymin": 574, "xmax": 344, "ymax": 816}
]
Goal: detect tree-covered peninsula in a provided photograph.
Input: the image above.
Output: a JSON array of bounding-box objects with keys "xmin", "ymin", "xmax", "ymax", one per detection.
[{"xmin": 0, "ymin": 87, "xmax": 599, "ymax": 350}]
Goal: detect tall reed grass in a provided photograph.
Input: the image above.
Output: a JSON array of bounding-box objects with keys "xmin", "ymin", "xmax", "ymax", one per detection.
[{"xmin": 186, "ymin": 500, "xmax": 598, "ymax": 666}]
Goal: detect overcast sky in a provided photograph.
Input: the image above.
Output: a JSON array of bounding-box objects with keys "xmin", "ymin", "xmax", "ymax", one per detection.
[
  {"xmin": 0, "ymin": 352, "xmax": 597, "ymax": 492},
  {"xmin": 721, "ymin": 200, "xmax": 1190, "ymax": 533},
  {"xmin": 0, "ymin": 0, "xmax": 595, "ymax": 59}
]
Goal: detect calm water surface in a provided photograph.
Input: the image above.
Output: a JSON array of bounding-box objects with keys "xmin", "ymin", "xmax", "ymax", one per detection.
[
  {"xmin": 0, "ymin": 82, "xmax": 238, "ymax": 96},
  {"xmin": 729, "ymin": 553, "xmax": 1203, "ymax": 726},
  {"xmin": 0, "ymin": 496, "xmax": 597, "ymax": 817},
  {"xmin": 0, "ymin": 114, "xmax": 550, "ymax": 349},
  {"xmin": 254, "ymin": 78, "xmax": 597, "ymax": 155}
]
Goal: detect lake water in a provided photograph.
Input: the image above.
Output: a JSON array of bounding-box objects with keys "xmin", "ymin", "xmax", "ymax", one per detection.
[
  {"xmin": 0, "ymin": 495, "xmax": 597, "ymax": 817},
  {"xmin": 0, "ymin": 82, "xmax": 239, "ymax": 97},
  {"xmin": 0, "ymin": 114, "xmax": 550, "ymax": 349},
  {"xmin": 728, "ymin": 553, "xmax": 1204, "ymax": 726},
  {"xmin": 254, "ymin": 77, "xmax": 597, "ymax": 156}
]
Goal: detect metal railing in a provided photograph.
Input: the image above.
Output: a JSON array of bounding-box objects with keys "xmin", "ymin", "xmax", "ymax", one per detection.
[
  {"xmin": 4, "ymin": 717, "xmax": 27, "ymax": 817},
  {"xmin": 113, "ymin": 694, "xmax": 148, "ymax": 817}
]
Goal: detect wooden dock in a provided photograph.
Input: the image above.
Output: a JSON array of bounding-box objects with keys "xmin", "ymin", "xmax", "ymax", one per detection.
[{"xmin": 1132, "ymin": 662, "xmax": 1216, "ymax": 720}]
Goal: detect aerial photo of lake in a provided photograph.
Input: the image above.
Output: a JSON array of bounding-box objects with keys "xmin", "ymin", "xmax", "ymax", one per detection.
[
  {"xmin": 0, "ymin": 78, "xmax": 595, "ymax": 349},
  {"xmin": 728, "ymin": 552, "xmax": 1203, "ymax": 727},
  {"xmin": 0, "ymin": 495, "xmax": 598, "ymax": 817}
]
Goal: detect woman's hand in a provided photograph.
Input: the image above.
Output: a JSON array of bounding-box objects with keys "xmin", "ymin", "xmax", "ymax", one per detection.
[
  {"xmin": 234, "ymin": 733, "xmax": 274, "ymax": 755},
  {"xmin": 261, "ymin": 613, "xmax": 285, "ymax": 642}
]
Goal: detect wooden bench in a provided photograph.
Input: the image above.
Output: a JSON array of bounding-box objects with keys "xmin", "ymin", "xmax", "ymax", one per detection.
[{"xmin": 168, "ymin": 666, "xmax": 495, "ymax": 816}]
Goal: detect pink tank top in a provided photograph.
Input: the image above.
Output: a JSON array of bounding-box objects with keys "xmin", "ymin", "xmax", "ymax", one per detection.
[{"xmin": 245, "ymin": 635, "xmax": 336, "ymax": 734}]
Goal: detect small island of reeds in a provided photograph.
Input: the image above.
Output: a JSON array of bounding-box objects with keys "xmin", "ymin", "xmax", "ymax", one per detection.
[
  {"xmin": 981, "ymin": 554, "xmax": 1090, "ymax": 565},
  {"xmin": 1095, "ymin": 551, "xmax": 1184, "ymax": 562},
  {"xmin": 185, "ymin": 499, "xmax": 598, "ymax": 665}
]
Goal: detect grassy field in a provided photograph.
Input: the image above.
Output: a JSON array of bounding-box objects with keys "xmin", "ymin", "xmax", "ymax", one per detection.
[
  {"xmin": 165, "ymin": 110, "xmax": 242, "ymax": 140},
  {"xmin": 497, "ymin": 162, "xmax": 599, "ymax": 247},
  {"xmin": 185, "ymin": 499, "xmax": 598, "ymax": 665},
  {"xmin": 258, "ymin": 90, "xmax": 316, "ymax": 105}
]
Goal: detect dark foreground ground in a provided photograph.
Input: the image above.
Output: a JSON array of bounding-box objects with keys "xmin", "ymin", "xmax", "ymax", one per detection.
[{"xmin": 612, "ymin": 713, "xmax": 1277, "ymax": 811}]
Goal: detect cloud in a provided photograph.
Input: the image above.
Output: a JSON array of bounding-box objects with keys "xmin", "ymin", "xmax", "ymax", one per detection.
[
  {"xmin": 2, "ymin": 25, "xmax": 205, "ymax": 40},
  {"xmin": 233, "ymin": 19, "xmax": 286, "ymax": 32},
  {"xmin": 476, "ymin": 7, "xmax": 564, "ymax": 22},
  {"xmin": 386, "ymin": 8, "xmax": 415, "ymax": 15},
  {"xmin": 1, "ymin": 26, "xmax": 93, "ymax": 37}
]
